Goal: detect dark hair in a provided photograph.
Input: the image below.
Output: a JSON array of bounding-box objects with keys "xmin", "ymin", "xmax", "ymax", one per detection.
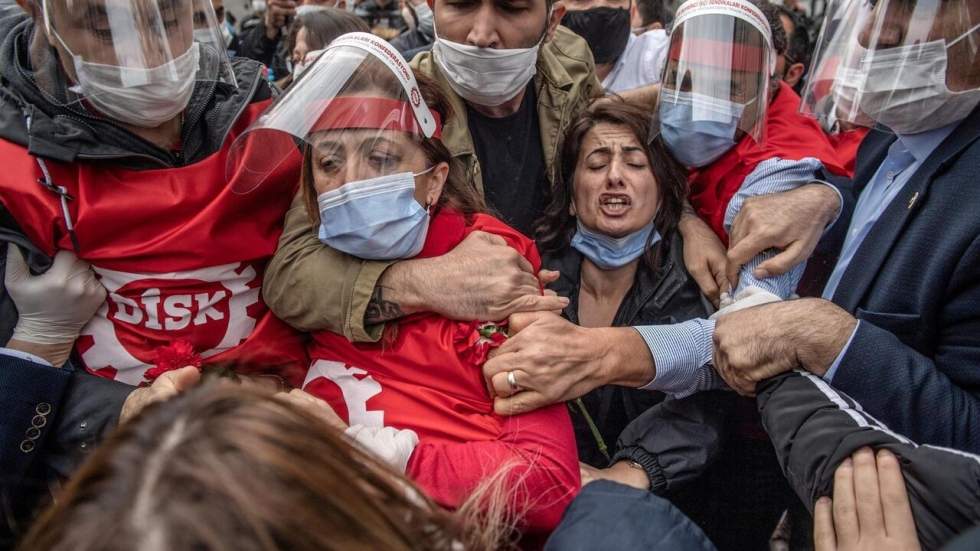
[
  {"xmin": 776, "ymin": 4, "xmax": 812, "ymax": 72},
  {"xmin": 285, "ymin": 8, "xmax": 370, "ymax": 60},
  {"xmin": 752, "ymin": 0, "xmax": 788, "ymax": 56},
  {"xmin": 17, "ymin": 382, "xmax": 476, "ymax": 551},
  {"xmin": 635, "ymin": 0, "xmax": 671, "ymax": 28},
  {"xmin": 302, "ymin": 64, "xmax": 486, "ymax": 225},
  {"xmin": 535, "ymin": 99, "xmax": 688, "ymax": 271}
]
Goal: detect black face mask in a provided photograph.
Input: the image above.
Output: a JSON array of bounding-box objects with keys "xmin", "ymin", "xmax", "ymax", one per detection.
[{"xmin": 562, "ymin": 7, "xmax": 631, "ymax": 65}]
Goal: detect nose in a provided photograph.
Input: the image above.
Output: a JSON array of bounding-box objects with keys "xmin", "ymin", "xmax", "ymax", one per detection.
[
  {"xmin": 858, "ymin": 4, "xmax": 906, "ymax": 49},
  {"xmin": 466, "ymin": 4, "xmax": 501, "ymax": 48},
  {"xmin": 606, "ymin": 157, "xmax": 627, "ymax": 188}
]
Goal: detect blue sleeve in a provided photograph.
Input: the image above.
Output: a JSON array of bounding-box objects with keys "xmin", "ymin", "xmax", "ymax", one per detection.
[
  {"xmin": 634, "ymin": 320, "xmax": 726, "ymax": 398},
  {"xmin": 724, "ymin": 158, "xmax": 826, "ymax": 298}
]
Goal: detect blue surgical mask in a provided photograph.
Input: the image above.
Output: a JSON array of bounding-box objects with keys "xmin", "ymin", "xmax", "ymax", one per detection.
[
  {"xmin": 570, "ymin": 219, "xmax": 660, "ymax": 270},
  {"xmin": 659, "ymin": 91, "xmax": 745, "ymax": 168},
  {"xmin": 317, "ymin": 170, "xmax": 433, "ymax": 260}
]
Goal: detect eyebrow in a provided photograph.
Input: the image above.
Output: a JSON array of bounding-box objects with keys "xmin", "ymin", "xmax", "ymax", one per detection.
[{"xmin": 587, "ymin": 144, "xmax": 645, "ymax": 156}]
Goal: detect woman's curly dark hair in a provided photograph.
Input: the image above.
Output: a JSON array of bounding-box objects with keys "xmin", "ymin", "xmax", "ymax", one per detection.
[{"xmin": 535, "ymin": 98, "xmax": 689, "ymax": 271}]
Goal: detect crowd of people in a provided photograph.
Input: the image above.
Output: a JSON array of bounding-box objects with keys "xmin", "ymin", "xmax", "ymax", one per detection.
[{"xmin": 0, "ymin": 0, "xmax": 979, "ymax": 549}]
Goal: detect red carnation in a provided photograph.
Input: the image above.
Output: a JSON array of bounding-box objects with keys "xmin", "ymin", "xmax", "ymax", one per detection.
[{"xmin": 145, "ymin": 340, "xmax": 203, "ymax": 383}]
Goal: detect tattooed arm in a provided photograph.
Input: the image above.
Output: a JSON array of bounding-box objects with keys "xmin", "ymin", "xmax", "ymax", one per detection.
[{"xmin": 364, "ymin": 285, "xmax": 409, "ymax": 325}]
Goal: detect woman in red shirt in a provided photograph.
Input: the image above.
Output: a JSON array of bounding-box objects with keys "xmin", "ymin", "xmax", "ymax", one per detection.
[{"xmin": 238, "ymin": 34, "xmax": 579, "ymax": 536}]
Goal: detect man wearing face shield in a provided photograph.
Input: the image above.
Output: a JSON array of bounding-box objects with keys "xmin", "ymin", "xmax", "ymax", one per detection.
[
  {"xmin": 561, "ymin": 0, "xmax": 670, "ymax": 93},
  {"xmin": 262, "ymin": 0, "xmax": 598, "ymax": 342},
  {"xmin": 0, "ymin": 0, "xmax": 307, "ymax": 531},
  {"xmin": 710, "ymin": 0, "xmax": 980, "ymax": 454}
]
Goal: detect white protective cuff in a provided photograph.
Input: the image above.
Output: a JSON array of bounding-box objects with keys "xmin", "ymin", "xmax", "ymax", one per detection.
[
  {"xmin": 711, "ymin": 286, "xmax": 784, "ymax": 320},
  {"xmin": 345, "ymin": 424, "xmax": 420, "ymax": 474}
]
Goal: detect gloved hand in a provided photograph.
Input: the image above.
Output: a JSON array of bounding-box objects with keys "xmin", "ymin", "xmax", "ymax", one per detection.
[
  {"xmin": 6, "ymin": 247, "xmax": 106, "ymax": 348},
  {"xmin": 345, "ymin": 424, "xmax": 419, "ymax": 473}
]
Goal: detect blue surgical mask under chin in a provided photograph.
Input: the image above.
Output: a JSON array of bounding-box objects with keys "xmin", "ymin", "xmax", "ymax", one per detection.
[
  {"xmin": 659, "ymin": 91, "xmax": 745, "ymax": 168},
  {"xmin": 317, "ymin": 170, "xmax": 433, "ymax": 260},
  {"xmin": 571, "ymin": 219, "xmax": 660, "ymax": 270}
]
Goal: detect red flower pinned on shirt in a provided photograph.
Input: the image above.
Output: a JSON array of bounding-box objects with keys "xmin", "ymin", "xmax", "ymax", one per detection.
[
  {"xmin": 455, "ymin": 321, "xmax": 508, "ymax": 368},
  {"xmin": 145, "ymin": 340, "xmax": 203, "ymax": 383}
]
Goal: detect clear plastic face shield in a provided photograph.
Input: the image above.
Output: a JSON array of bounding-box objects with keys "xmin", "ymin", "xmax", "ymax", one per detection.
[
  {"xmin": 38, "ymin": 0, "xmax": 236, "ymax": 126},
  {"xmin": 802, "ymin": 0, "xmax": 980, "ymax": 135},
  {"xmin": 659, "ymin": 0, "xmax": 776, "ymax": 142},
  {"xmin": 227, "ymin": 32, "xmax": 441, "ymax": 195}
]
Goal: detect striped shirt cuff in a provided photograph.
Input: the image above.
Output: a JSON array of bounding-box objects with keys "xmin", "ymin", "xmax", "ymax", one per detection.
[{"xmin": 634, "ymin": 319, "xmax": 718, "ymax": 398}]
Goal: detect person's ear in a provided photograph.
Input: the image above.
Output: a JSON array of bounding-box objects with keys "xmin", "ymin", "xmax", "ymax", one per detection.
[
  {"xmin": 569, "ymin": 198, "xmax": 576, "ymax": 216},
  {"xmin": 784, "ymin": 63, "xmax": 805, "ymax": 89},
  {"xmin": 544, "ymin": 1, "xmax": 566, "ymax": 43},
  {"xmin": 424, "ymin": 161, "xmax": 449, "ymax": 207}
]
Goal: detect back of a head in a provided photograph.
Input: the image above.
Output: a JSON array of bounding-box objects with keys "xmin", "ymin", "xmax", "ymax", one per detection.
[
  {"xmin": 18, "ymin": 382, "xmax": 463, "ymax": 551},
  {"xmin": 290, "ymin": 7, "xmax": 371, "ymax": 53},
  {"xmin": 636, "ymin": 0, "xmax": 671, "ymax": 28}
]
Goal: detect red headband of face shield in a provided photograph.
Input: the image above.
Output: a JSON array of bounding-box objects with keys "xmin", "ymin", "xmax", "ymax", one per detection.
[
  {"xmin": 668, "ymin": 37, "xmax": 768, "ymax": 73},
  {"xmin": 312, "ymin": 97, "xmax": 444, "ymax": 139}
]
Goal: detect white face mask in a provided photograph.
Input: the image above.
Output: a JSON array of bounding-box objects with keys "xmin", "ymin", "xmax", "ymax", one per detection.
[
  {"xmin": 414, "ymin": 2, "xmax": 434, "ymax": 37},
  {"xmin": 431, "ymin": 20, "xmax": 547, "ymax": 107},
  {"xmin": 66, "ymin": 43, "xmax": 201, "ymax": 128},
  {"xmin": 856, "ymin": 23, "xmax": 980, "ymax": 135}
]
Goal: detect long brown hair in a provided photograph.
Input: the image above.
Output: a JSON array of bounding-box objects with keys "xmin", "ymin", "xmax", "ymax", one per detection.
[
  {"xmin": 17, "ymin": 383, "xmax": 506, "ymax": 551},
  {"xmin": 535, "ymin": 98, "xmax": 688, "ymax": 271},
  {"xmin": 302, "ymin": 65, "xmax": 485, "ymax": 226}
]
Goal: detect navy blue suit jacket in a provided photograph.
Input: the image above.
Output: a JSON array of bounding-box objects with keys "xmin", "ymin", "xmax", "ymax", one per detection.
[{"xmin": 828, "ymin": 107, "xmax": 980, "ymax": 452}]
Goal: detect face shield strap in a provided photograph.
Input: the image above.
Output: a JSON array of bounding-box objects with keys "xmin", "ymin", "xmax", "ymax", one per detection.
[
  {"xmin": 326, "ymin": 33, "xmax": 439, "ymax": 138},
  {"xmin": 673, "ymin": 0, "xmax": 776, "ymax": 75}
]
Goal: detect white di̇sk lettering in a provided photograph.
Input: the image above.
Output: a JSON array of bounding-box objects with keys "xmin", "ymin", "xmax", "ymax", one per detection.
[{"xmin": 80, "ymin": 262, "xmax": 260, "ymax": 385}]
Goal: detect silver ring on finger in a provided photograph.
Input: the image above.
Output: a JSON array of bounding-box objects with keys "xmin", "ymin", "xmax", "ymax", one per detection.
[{"xmin": 506, "ymin": 371, "xmax": 522, "ymax": 393}]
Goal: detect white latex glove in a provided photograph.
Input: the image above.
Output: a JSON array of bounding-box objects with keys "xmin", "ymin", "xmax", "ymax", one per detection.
[
  {"xmin": 345, "ymin": 424, "xmax": 419, "ymax": 473},
  {"xmin": 6, "ymin": 247, "xmax": 106, "ymax": 345},
  {"xmin": 710, "ymin": 286, "xmax": 783, "ymax": 320}
]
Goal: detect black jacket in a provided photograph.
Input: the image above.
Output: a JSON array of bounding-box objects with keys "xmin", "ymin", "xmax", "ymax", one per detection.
[
  {"xmin": 758, "ymin": 370, "xmax": 980, "ymax": 551},
  {"xmin": 235, "ymin": 17, "xmax": 290, "ymax": 81},
  {"xmin": 0, "ymin": 6, "xmax": 272, "ymax": 540},
  {"xmin": 390, "ymin": 28, "xmax": 433, "ymax": 59},
  {"xmin": 543, "ymin": 231, "xmax": 730, "ymax": 494}
]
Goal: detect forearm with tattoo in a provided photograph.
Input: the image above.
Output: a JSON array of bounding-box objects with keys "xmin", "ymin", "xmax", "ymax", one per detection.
[{"xmin": 364, "ymin": 285, "xmax": 405, "ymax": 325}]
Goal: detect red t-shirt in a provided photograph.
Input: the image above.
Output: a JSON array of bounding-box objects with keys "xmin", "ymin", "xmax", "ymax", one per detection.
[
  {"xmin": 0, "ymin": 100, "xmax": 308, "ymax": 386},
  {"xmin": 305, "ymin": 210, "xmax": 580, "ymax": 535}
]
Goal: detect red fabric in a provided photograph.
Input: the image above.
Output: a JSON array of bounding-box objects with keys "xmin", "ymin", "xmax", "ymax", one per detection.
[
  {"xmin": 687, "ymin": 81, "xmax": 849, "ymax": 244},
  {"xmin": 305, "ymin": 211, "xmax": 580, "ymax": 535},
  {"xmin": 828, "ymin": 127, "xmax": 870, "ymax": 178},
  {"xmin": 668, "ymin": 38, "xmax": 767, "ymax": 72},
  {"xmin": 312, "ymin": 96, "xmax": 443, "ymax": 139},
  {"xmin": 0, "ymin": 99, "xmax": 308, "ymax": 387}
]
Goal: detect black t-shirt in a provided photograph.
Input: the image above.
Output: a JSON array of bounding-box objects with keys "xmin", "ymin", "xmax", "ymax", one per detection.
[{"xmin": 465, "ymin": 85, "xmax": 548, "ymax": 237}]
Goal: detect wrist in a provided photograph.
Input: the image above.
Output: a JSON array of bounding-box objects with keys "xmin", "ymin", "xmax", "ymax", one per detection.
[
  {"xmin": 6, "ymin": 339, "xmax": 73, "ymax": 367},
  {"xmin": 802, "ymin": 183, "xmax": 841, "ymax": 225},
  {"xmin": 378, "ymin": 260, "xmax": 426, "ymax": 316},
  {"xmin": 793, "ymin": 300, "xmax": 856, "ymax": 375},
  {"xmin": 608, "ymin": 460, "xmax": 651, "ymax": 490},
  {"xmin": 600, "ymin": 327, "xmax": 654, "ymax": 388}
]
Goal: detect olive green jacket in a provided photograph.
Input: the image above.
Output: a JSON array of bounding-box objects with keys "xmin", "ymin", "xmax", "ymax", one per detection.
[{"xmin": 262, "ymin": 27, "xmax": 602, "ymax": 341}]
